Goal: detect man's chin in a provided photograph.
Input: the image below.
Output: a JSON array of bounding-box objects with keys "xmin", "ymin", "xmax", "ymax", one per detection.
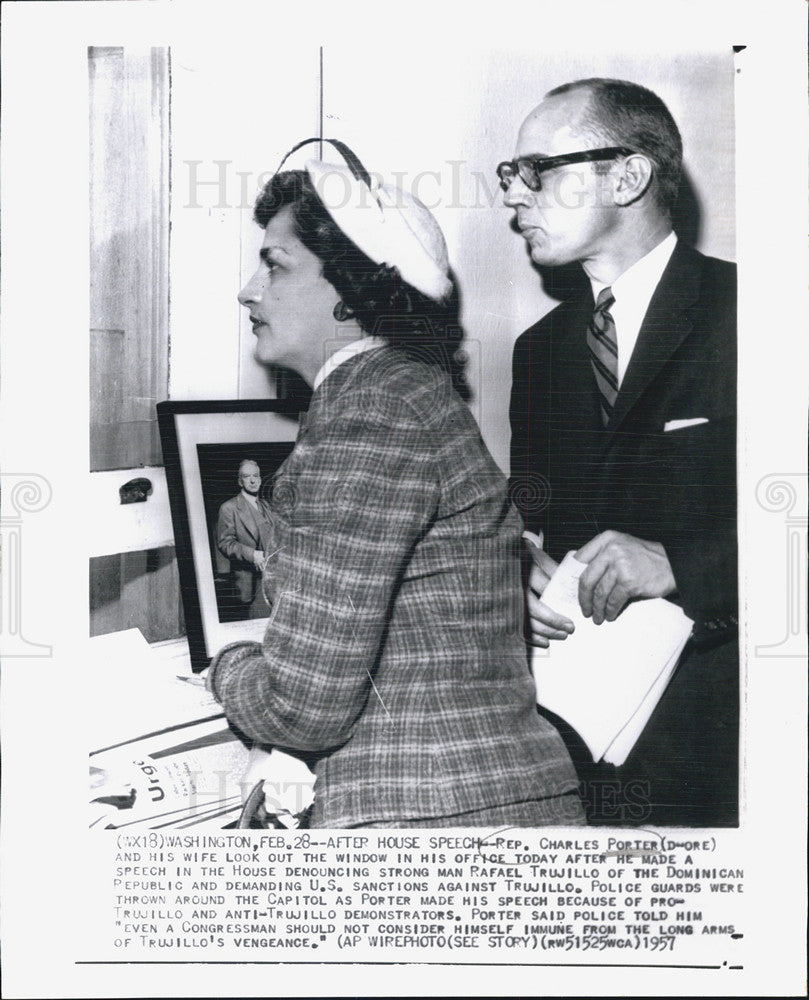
[
  {"xmin": 522, "ymin": 232, "xmax": 546, "ymax": 259},
  {"xmin": 528, "ymin": 242, "xmax": 568, "ymax": 269},
  {"xmin": 529, "ymin": 245, "xmax": 553, "ymax": 266}
]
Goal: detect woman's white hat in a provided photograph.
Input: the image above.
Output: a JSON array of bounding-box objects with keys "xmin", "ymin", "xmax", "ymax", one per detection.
[
  {"xmin": 306, "ymin": 158, "xmax": 452, "ymax": 302},
  {"xmin": 273, "ymin": 138, "xmax": 452, "ymax": 302}
]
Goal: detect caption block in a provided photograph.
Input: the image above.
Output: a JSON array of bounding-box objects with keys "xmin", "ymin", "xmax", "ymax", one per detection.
[{"xmin": 93, "ymin": 830, "xmax": 744, "ymax": 964}]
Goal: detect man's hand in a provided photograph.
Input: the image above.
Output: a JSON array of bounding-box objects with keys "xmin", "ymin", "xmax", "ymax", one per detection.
[
  {"xmin": 524, "ymin": 532, "xmax": 575, "ymax": 648},
  {"xmin": 252, "ymin": 549, "xmax": 265, "ymax": 570},
  {"xmin": 575, "ymin": 530, "xmax": 676, "ymax": 625}
]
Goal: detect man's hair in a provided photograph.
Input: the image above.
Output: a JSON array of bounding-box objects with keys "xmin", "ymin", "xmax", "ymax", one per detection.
[
  {"xmin": 253, "ymin": 170, "xmax": 468, "ymax": 398},
  {"xmin": 238, "ymin": 459, "xmax": 259, "ymax": 482},
  {"xmin": 547, "ymin": 78, "xmax": 683, "ymax": 214}
]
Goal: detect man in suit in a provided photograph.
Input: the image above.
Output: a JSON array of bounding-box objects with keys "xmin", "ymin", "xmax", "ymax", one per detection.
[
  {"xmin": 216, "ymin": 459, "xmax": 274, "ymax": 612},
  {"xmin": 503, "ymin": 78, "xmax": 738, "ymax": 826}
]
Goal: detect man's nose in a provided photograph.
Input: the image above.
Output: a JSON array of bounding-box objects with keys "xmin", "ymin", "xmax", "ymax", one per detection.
[
  {"xmin": 503, "ymin": 174, "xmax": 533, "ymax": 209},
  {"xmin": 238, "ymin": 269, "xmax": 263, "ymax": 306}
]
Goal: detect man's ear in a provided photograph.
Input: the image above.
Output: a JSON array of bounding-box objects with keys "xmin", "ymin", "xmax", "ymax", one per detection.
[{"xmin": 613, "ymin": 153, "xmax": 654, "ymax": 206}]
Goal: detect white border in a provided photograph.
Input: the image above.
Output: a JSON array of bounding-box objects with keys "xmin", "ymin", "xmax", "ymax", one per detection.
[{"xmin": 1, "ymin": 1, "xmax": 806, "ymax": 997}]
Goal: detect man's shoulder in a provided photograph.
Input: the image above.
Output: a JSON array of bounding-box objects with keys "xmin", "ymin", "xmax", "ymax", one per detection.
[
  {"xmin": 698, "ymin": 251, "xmax": 737, "ymax": 303},
  {"xmin": 218, "ymin": 495, "xmax": 241, "ymax": 514},
  {"xmin": 671, "ymin": 242, "xmax": 736, "ymax": 296},
  {"xmin": 680, "ymin": 241, "xmax": 735, "ymax": 272},
  {"xmin": 666, "ymin": 244, "xmax": 736, "ymax": 336}
]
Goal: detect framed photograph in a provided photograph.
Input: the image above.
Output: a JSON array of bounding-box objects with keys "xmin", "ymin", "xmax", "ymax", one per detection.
[{"xmin": 157, "ymin": 399, "xmax": 304, "ymax": 670}]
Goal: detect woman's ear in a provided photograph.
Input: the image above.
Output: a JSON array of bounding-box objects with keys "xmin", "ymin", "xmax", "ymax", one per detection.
[{"xmin": 332, "ymin": 300, "xmax": 354, "ymax": 322}]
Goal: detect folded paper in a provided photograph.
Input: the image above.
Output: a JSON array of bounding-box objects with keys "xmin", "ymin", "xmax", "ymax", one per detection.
[{"xmin": 532, "ymin": 552, "xmax": 693, "ymax": 766}]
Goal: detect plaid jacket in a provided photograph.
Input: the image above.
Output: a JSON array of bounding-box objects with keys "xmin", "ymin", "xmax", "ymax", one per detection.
[{"xmin": 209, "ymin": 347, "xmax": 578, "ymax": 827}]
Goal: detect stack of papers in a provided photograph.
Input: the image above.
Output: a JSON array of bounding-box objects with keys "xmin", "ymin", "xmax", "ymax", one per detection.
[
  {"xmin": 87, "ymin": 629, "xmax": 314, "ymax": 830},
  {"xmin": 531, "ymin": 552, "xmax": 693, "ymax": 765},
  {"xmin": 90, "ymin": 717, "xmax": 249, "ymax": 831},
  {"xmin": 86, "ymin": 629, "xmax": 223, "ymax": 752}
]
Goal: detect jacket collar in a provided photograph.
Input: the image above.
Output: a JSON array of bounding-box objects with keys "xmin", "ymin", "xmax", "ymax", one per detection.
[
  {"xmin": 234, "ymin": 490, "xmax": 264, "ymax": 526},
  {"xmin": 312, "ymin": 336, "xmax": 388, "ymax": 391},
  {"xmin": 298, "ymin": 345, "xmax": 394, "ymax": 434}
]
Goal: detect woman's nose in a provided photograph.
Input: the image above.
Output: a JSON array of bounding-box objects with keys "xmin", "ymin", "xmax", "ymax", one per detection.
[{"xmin": 238, "ymin": 269, "xmax": 263, "ymax": 306}]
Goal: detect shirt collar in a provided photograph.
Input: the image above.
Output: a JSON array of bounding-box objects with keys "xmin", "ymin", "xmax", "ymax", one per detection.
[
  {"xmin": 590, "ymin": 230, "xmax": 677, "ymax": 305},
  {"xmin": 312, "ymin": 336, "xmax": 387, "ymax": 391}
]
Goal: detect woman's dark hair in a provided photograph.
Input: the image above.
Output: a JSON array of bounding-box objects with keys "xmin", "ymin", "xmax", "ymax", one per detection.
[{"xmin": 253, "ymin": 169, "xmax": 469, "ymax": 400}]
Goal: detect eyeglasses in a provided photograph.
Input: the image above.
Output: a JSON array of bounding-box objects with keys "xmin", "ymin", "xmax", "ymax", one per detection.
[{"xmin": 496, "ymin": 146, "xmax": 635, "ymax": 192}]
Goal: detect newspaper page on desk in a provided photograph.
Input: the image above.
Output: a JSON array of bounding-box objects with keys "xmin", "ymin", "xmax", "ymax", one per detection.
[{"xmin": 0, "ymin": 3, "xmax": 806, "ymax": 999}]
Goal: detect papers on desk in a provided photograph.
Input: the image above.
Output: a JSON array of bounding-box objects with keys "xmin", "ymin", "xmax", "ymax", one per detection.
[
  {"xmin": 86, "ymin": 631, "xmax": 246, "ymax": 829},
  {"xmin": 531, "ymin": 552, "xmax": 693, "ymax": 766},
  {"xmin": 90, "ymin": 717, "xmax": 250, "ymax": 831},
  {"xmin": 87, "ymin": 629, "xmax": 314, "ymax": 830},
  {"xmin": 86, "ymin": 629, "xmax": 223, "ymax": 752}
]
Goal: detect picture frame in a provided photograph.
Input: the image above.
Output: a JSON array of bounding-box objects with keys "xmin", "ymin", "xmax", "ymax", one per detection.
[{"xmin": 157, "ymin": 399, "xmax": 304, "ymax": 671}]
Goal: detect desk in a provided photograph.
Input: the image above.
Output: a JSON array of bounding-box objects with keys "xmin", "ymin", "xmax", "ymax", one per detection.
[{"xmin": 88, "ymin": 631, "xmax": 250, "ymax": 831}]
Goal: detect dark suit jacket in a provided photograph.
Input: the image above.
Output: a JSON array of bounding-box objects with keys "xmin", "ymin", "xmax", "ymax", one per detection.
[
  {"xmin": 210, "ymin": 347, "xmax": 580, "ymax": 828},
  {"xmin": 216, "ymin": 493, "xmax": 274, "ymax": 604},
  {"xmin": 510, "ymin": 241, "xmax": 738, "ymax": 826}
]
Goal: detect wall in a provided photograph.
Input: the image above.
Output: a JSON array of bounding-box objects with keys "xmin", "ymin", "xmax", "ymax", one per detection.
[
  {"xmin": 169, "ymin": 44, "xmax": 736, "ymax": 472},
  {"xmin": 169, "ymin": 40, "xmax": 322, "ymax": 401},
  {"xmin": 88, "ymin": 45, "xmax": 182, "ymax": 641}
]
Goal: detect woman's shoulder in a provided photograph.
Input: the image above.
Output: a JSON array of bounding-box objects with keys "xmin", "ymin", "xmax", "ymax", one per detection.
[{"xmin": 347, "ymin": 346, "xmax": 464, "ymax": 422}]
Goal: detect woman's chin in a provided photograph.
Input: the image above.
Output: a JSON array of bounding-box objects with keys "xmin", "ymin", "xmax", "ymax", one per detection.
[{"xmin": 253, "ymin": 342, "xmax": 280, "ymax": 367}]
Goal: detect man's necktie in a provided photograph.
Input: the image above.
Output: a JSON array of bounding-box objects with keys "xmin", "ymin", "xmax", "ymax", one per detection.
[{"xmin": 587, "ymin": 287, "xmax": 618, "ymax": 425}]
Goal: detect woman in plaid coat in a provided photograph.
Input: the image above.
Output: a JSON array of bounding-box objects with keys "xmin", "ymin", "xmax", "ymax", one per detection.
[{"xmin": 208, "ymin": 142, "xmax": 582, "ymax": 828}]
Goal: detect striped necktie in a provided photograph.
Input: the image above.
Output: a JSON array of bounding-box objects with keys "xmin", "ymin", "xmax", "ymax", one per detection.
[{"xmin": 587, "ymin": 287, "xmax": 618, "ymax": 425}]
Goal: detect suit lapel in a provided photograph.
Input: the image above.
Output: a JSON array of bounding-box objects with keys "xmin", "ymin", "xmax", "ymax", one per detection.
[
  {"xmin": 236, "ymin": 493, "xmax": 260, "ymax": 538},
  {"xmin": 605, "ymin": 243, "xmax": 703, "ymax": 441}
]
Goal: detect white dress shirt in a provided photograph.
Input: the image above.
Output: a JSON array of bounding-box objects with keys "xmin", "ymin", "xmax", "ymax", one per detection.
[{"xmin": 589, "ymin": 231, "xmax": 677, "ymax": 387}]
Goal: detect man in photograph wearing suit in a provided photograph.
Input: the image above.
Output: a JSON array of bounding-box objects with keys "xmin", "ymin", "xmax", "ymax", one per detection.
[
  {"xmin": 503, "ymin": 78, "xmax": 738, "ymax": 826},
  {"xmin": 217, "ymin": 459, "xmax": 274, "ymax": 614}
]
